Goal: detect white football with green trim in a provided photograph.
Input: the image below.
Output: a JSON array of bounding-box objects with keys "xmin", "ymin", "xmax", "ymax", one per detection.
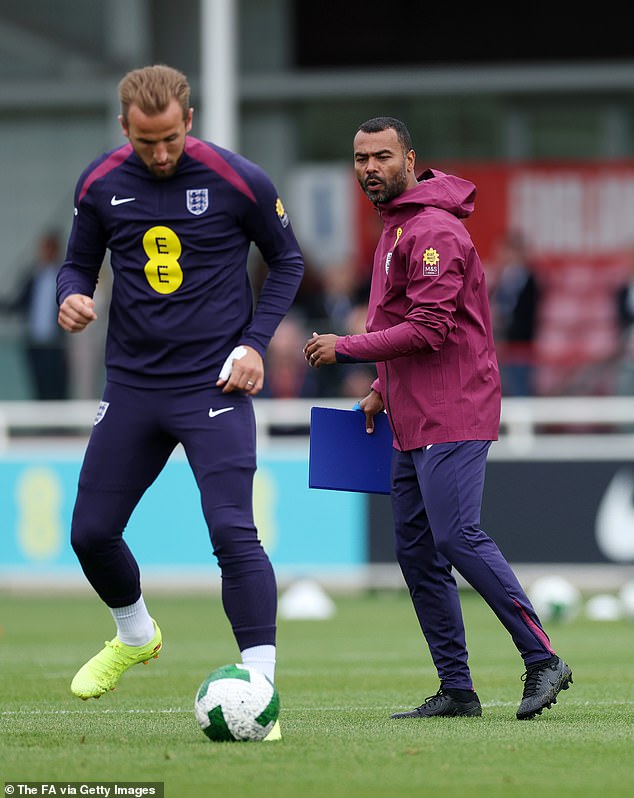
[{"xmin": 194, "ymin": 663, "xmax": 280, "ymax": 742}]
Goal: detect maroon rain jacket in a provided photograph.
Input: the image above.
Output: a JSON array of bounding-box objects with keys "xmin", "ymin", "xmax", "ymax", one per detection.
[{"xmin": 335, "ymin": 169, "xmax": 501, "ymax": 452}]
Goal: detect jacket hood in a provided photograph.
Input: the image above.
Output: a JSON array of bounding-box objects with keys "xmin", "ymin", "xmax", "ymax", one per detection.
[{"xmin": 381, "ymin": 168, "xmax": 476, "ymax": 220}]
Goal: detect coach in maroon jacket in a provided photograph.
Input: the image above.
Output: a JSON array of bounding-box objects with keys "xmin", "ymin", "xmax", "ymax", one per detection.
[{"xmin": 304, "ymin": 117, "xmax": 572, "ymax": 721}]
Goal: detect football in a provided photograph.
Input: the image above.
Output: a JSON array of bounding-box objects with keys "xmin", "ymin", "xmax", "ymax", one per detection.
[
  {"xmin": 194, "ymin": 664, "xmax": 280, "ymax": 742},
  {"xmin": 619, "ymin": 579, "xmax": 634, "ymax": 620},
  {"xmin": 528, "ymin": 574, "xmax": 581, "ymax": 623}
]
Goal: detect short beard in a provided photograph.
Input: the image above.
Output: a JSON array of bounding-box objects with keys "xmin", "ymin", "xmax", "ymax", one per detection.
[
  {"xmin": 149, "ymin": 164, "xmax": 177, "ymax": 179},
  {"xmin": 362, "ymin": 164, "xmax": 409, "ymax": 205}
]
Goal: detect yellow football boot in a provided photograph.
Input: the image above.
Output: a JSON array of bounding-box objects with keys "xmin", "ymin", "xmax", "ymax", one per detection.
[
  {"xmin": 263, "ymin": 719, "xmax": 282, "ymax": 741},
  {"xmin": 71, "ymin": 620, "xmax": 162, "ymax": 699}
]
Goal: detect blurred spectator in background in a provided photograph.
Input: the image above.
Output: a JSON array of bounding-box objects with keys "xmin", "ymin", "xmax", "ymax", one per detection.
[
  {"xmin": 338, "ymin": 301, "xmax": 376, "ymax": 399},
  {"xmin": 489, "ymin": 230, "xmax": 540, "ymax": 396},
  {"xmin": 615, "ymin": 251, "xmax": 634, "ymax": 335},
  {"xmin": 614, "ymin": 250, "xmax": 634, "ymax": 395},
  {"xmin": 0, "ymin": 230, "xmax": 68, "ymax": 399},
  {"xmin": 66, "ymin": 264, "xmax": 110, "ymax": 400},
  {"xmin": 288, "ymin": 256, "xmax": 331, "ymax": 324},
  {"xmin": 257, "ymin": 314, "xmax": 324, "ymax": 436},
  {"xmin": 317, "ymin": 258, "xmax": 371, "ymax": 333},
  {"xmin": 256, "ymin": 253, "xmax": 372, "ymax": 399},
  {"xmin": 259, "ymin": 314, "xmax": 322, "ymax": 399},
  {"xmin": 292, "ymin": 256, "xmax": 371, "ymax": 334}
]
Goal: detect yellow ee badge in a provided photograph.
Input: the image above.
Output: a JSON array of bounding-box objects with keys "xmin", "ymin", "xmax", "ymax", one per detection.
[
  {"xmin": 143, "ymin": 226, "xmax": 183, "ymax": 294},
  {"xmin": 422, "ymin": 247, "xmax": 440, "ymax": 276},
  {"xmin": 275, "ymin": 197, "xmax": 289, "ymax": 228}
]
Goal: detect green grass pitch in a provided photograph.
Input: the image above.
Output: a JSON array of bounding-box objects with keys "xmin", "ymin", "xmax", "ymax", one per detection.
[{"xmin": 1, "ymin": 588, "xmax": 633, "ymax": 797}]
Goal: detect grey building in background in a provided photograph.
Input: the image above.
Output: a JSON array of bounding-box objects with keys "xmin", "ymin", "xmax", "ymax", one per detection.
[{"xmin": 1, "ymin": 0, "xmax": 634, "ymax": 397}]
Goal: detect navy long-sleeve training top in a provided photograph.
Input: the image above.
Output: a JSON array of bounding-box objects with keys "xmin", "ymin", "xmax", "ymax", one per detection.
[{"xmin": 57, "ymin": 136, "xmax": 304, "ymax": 388}]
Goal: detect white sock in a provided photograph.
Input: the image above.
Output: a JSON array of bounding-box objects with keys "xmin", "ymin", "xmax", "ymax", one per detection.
[
  {"xmin": 241, "ymin": 645, "xmax": 276, "ymax": 683},
  {"xmin": 109, "ymin": 596, "xmax": 155, "ymax": 646}
]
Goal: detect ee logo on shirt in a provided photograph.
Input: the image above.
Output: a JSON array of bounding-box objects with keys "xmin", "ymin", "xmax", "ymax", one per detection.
[{"xmin": 142, "ymin": 225, "xmax": 183, "ymax": 294}]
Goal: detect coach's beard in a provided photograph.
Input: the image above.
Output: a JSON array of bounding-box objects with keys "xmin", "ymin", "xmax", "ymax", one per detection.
[
  {"xmin": 362, "ymin": 178, "xmax": 388, "ymax": 204},
  {"xmin": 362, "ymin": 169, "xmax": 409, "ymax": 205}
]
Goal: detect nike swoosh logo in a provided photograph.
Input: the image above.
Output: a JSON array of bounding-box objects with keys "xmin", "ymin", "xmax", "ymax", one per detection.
[
  {"xmin": 208, "ymin": 407, "xmax": 235, "ymax": 419},
  {"xmin": 596, "ymin": 468, "xmax": 634, "ymax": 561},
  {"xmin": 111, "ymin": 195, "xmax": 136, "ymax": 206}
]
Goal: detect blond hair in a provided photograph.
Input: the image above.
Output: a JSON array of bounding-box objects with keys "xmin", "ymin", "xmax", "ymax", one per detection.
[{"xmin": 119, "ymin": 64, "xmax": 191, "ymax": 123}]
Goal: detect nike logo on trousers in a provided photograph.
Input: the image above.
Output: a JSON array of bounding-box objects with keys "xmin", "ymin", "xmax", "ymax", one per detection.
[{"xmin": 208, "ymin": 407, "xmax": 235, "ymax": 418}]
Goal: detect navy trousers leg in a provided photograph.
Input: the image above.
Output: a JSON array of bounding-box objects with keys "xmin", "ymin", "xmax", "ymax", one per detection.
[
  {"xmin": 391, "ymin": 441, "xmax": 553, "ymax": 689},
  {"xmin": 178, "ymin": 393, "xmax": 277, "ymax": 650},
  {"xmin": 70, "ymin": 386, "xmax": 175, "ymax": 608},
  {"xmin": 70, "ymin": 382, "xmax": 277, "ymax": 651}
]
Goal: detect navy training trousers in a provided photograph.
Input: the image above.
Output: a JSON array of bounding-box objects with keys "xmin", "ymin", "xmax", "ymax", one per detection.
[
  {"xmin": 391, "ymin": 440, "xmax": 553, "ymax": 691},
  {"xmin": 70, "ymin": 381, "xmax": 276, "ymax": 651}
]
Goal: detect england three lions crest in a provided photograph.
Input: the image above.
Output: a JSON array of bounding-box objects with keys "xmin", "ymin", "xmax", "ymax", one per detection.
[
  {"xmin": 186, "ymin": 189, "xmax": 209, "ymax": 215},
  {"xmin": 94, "ymin": 401, "xmax": 110, "ymax": 425}
]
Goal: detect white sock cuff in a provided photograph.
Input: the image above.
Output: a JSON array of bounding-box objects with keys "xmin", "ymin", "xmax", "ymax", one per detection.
[
  {"xmin": 109, "ymin": 596, "xmax": 155, "ymax": 646},
  {"xmin": 240, "ymin": 644, "xmax": 276, "ymax": 683}
]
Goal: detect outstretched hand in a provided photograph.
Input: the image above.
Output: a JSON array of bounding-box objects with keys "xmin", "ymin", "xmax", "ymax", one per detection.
[{"xmin": 303, "ymin": 332, "xmax": 339, "ymax": 368}]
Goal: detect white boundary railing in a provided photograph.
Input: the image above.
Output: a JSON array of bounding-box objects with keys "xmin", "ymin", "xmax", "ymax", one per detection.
[{"xmin": 0, "ymin": 396, "xmax": 633, "ymax": 453}]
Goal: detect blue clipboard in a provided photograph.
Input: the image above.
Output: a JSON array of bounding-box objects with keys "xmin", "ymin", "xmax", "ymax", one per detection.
[{"xmin": 309, "ymin": 407, "xmax": 393, "ymax": 495}]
